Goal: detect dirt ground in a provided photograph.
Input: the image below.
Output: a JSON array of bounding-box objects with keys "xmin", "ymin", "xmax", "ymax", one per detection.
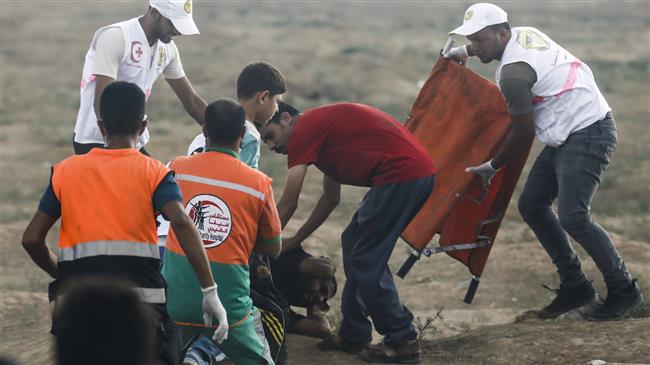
[
  {"xmin": 1, "ymin": 2, "xmax": 649, "ymax": 365},
  {"xmin": 2, "ymin": 231, "xmax": 649, "ymax": 364}
]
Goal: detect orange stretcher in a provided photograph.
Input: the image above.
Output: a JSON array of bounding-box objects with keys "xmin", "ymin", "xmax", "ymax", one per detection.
[{"xmin": 398, "ymin": 57, "xmax": 532, "ymax": 303}]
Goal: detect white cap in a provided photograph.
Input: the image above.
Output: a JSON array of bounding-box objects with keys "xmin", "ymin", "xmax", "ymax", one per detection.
[
  {"xmin": 449, "ymin": 3, "xmax": 508, "ymax": 36},
  {"xmin": 150, "ymin": 0, "xmax": 199, "ymax": 35},
  {"xmin": 187, "ymin": 133, "xmax": 205, "ymax": 155}
]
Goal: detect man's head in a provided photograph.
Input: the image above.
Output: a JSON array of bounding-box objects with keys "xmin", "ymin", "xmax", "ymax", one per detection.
[
  {"xmin": 305, "ymin": 276, "xmax": 337, "ymax": 308},
  {"xmin": 98, "ymin": 81, "xmax": 147, "ymax": 138},
  {"xmin": 259, "ymin": 101, "xmax": 300, "ymax": 155},
  {"xmin": 237, "ymin": 62, "xmax": 286, "ymax": 124},
  {"xmin": 203, "ymin": 98, "xmax": 247, "ymax": 148},
  {"xmin": 54, "ymin": 277, "xmax": 155, "ymax": 365},
  {"xmin": 148, "ymin": 0, "xmax": 199, "ymax": 43},
  {"xmin": 450, "ymin": 3, "xmax": 511, "ymax": 63}
]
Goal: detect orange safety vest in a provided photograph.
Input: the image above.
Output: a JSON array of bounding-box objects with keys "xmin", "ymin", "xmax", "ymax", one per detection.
[
  {"xmin": 165, "ymin": 149, "xmax": 281, "ymax": 265},
  {"xmin": 51, "ymin": 148, "xmax": 170, "ymax": 304}
]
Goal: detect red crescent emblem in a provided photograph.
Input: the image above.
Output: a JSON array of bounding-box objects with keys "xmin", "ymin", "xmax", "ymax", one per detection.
[{"xmin": 130, "ymin": 41, "xmax": 144, "ymax": 63}]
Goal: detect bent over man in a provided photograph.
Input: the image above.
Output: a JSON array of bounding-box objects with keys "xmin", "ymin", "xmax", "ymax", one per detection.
[
  {"xmin": 22, "ymin": 82, "xmax": 228, "ymax": 365},
  {"xmin": 444, "ymin": 3, "xmax": 643, "ymax": 320},
  {"xmin": 259, "ymin": 101, "xmax": 436, "ymax": 364}
]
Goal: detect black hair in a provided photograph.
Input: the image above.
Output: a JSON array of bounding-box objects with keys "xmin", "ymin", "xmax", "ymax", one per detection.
[
  {"xmin": 236, "ymin": 61, "xmax": 286, "ymax": 100},
  {"xmin": 54, "ymin": 277, "xmax": 154, "ymax": 365},
  {"xmin": 204, "ymin": 98, "xmax": 246, "ymax": 145},
  {"xmin": 487, "ymin": 22, "xmax": 511, "ymax": 33},
  {"xmin": 267, "ymin": 101, "xmax": 300, "ymax": 125},
  {"xmin": 99, "ymin": 81, "xmax": 146, "ymax": 136}
]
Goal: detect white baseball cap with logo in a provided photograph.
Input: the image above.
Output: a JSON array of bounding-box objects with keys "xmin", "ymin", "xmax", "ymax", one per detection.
[
  {"xmin": 150, "ymin": 0, "xmax": 199, "ymax": 35},
  {"xmin": 449, "ymin": 3, "xmax": 508, "ymax": 36}
]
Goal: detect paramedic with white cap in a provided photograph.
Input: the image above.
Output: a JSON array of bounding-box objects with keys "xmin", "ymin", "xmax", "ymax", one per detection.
[
  {"xmin": 443, "ymin": 3, "xmax": 643, "ymax": 321},
  {"xmin": 73, "ymin": 0, "xmax": 207, "ymax": 154}
]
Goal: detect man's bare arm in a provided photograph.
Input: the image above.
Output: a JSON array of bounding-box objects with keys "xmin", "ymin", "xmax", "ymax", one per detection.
[
  {"xmin": 22, "ymin": 211, "xmax": 58, "ymax": 278},
  {"xmin": 93, "ymin": 75, "xmax": 115, "ymax": 120},
  {"xmin": 282, "ymin": 174, "xmax": 340, "ymax": 252},
  {"xmin": 277, "ymin": 164, "xmax": 309, "ymax": 228},
  {"xmin": 491, "ymin": 112, "xmax": 535, "ymax": 168},
  {"xmin": 167, "ymin": 76, "xmax": 207, "ymax": 126},
  {"xmin": 161, "ymin": 200, "xmax": 215, "ymax": 288}
]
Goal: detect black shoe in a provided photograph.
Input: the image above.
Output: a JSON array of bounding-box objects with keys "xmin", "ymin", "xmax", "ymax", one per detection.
[
  {"xmin": 537, "ymin": 280, "xmax": 596, "ymax": 319},
  {"xmin": 586, "ymin": 280, "xmax": 644, "ymax": 321},
  {"xmin": 359, "ymin": 339, "xmax": 422, "ymax": 364},
  {"xmin": 316, "ymin": 334, "xmax": 370, "ymax": 354}
]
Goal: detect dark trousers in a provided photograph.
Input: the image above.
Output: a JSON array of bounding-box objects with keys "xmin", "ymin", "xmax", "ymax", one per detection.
[
  {"xmin": 518, "ymin": 113, "xmax": 632, "ymax": 291},
  {"xmin": 339, "ymin": 175, "xmax": 435, "ymax": 345}
]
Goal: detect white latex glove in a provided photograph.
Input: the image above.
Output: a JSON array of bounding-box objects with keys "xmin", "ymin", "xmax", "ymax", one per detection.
[
  {"xmin": 443, "ymin": 45, "xmax": 470, "ymax": 65},
  {"xmin": 465, "ymin": 160, "xmax": 499, "ymax": 187},
  {"xmin": 201, "ymin": 284, "xmax": 229, "ymax": 343}
]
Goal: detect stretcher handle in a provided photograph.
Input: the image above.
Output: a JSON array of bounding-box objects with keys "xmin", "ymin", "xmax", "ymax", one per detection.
[
  {"xmin": 442, "ymin": 37, "xmax": 454, "ymax": 55},
  {"xmin": 463, "ymin": 276, "xmax": 481, "ymax": 304},
  {"xmin": 397, "ymin": 250, "xmax": 420, "ymax": 279}
]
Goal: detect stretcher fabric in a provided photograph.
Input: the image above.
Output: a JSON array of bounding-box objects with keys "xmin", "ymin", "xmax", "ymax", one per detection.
[{"xmin": 401, "ymin": 57, "xmax": 531, "ymax": 277}]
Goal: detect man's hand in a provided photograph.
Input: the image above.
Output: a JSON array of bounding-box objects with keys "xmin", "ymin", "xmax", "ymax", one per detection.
[
  {"xmin": 442, "ymin": 45, "xmax": 470, "ymax": 65},
  {"xmin": 201, "ymin": 284, "xmax": 229, "ymax": 344},
  {"xmin": 465, "ymin": 160, "xmax": 499, "ymax": 187}
]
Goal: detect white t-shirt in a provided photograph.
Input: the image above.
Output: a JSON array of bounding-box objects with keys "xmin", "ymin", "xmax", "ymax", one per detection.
[{"xmin": 93, "ymin": 27, "xmax": 185, "ymax": 80}]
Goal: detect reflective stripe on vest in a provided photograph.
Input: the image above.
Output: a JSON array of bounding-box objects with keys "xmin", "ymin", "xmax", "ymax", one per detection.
[
  {"xmin": 58, "ymin": 287, "xmax": 166, "ymax": 304},
  {"xmin": 58, "ymin": 240, "xmax": 160, "ymax": 262},
  {"xmin": 136, "ymin": 287, "xmax": 166, "ymax": 304},
  {"xmin": 175, "ymin": 173, "xmax": 266, "ymax": 201}
]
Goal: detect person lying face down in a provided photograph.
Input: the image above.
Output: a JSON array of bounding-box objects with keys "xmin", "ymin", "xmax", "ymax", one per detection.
[{"xmin": 270, "ymin": 246, "xmax": 337, "ymax": 339}]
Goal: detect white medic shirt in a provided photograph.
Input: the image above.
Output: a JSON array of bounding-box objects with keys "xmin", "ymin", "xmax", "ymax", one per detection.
[
  {"xmin": 74, "ymin": 17, "xmax": 185, "ymax": 148},
  {"xmin": 496, "ymin": 27, "xmax": 611, "ymax": 147}
]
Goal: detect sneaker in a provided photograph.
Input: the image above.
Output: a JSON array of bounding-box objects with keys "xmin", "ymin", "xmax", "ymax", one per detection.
[
  {"xmin": 359, "ymin": 339, "xmax": 422, "ymax": 364},
  {"xmin": 537, "ymin": 280, "xmax": 596, "ymax": 319},
  {"xmin": 183, "ymin": 348, "xmax": 207, "ymax": 365},
  {"xmin": 316, "ymin": 334, "xmax": 370, "ymax": 354},
  {"xmin": 586, "ymin": 280, "xmax": 644, "ymax": 321}
]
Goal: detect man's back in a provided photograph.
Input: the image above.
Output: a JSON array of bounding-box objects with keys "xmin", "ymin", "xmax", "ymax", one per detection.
[
  {"xmin": 54, "ymin": 148, "xmax": 168, "ymax": 245},
  {"xmin": 163, "ymin": 149, "xmax": 281, "ymax": 325},
  {"xmin": 51, "ymin": 147, "xmax": 171, "ymax": 314},
  {"xmin": 287, "ymin": 103, "xmax": 436, "ymax": 187}
]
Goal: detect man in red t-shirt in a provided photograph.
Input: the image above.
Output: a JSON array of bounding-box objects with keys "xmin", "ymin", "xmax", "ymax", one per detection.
[{"xmin": 259, "ymin": 101, "xmax": 436, "ymax": 364}]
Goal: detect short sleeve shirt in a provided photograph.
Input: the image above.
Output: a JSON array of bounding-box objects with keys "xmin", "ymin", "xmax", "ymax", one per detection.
[
  {"xmin": 287, "ymin": 103, "xmax": 436, "ymax": 187},
  {"xmin": 39, "ymin": 170, "xmax": 182, "ymax": 219},
  {"xmin": 93, "ymin": 27, "xmax": 185, "ymax": 80}
]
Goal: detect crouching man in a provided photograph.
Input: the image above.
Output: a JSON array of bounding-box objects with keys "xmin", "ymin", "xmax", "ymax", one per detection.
[{"xmin": 163, "ymin": 98, "xmax": 282, "ymax": 364}]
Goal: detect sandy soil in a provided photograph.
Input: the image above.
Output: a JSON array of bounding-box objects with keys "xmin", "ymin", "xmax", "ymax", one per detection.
[{"xmin": 2, "ymin": 232, "xmax": 648, "ymax": 364}]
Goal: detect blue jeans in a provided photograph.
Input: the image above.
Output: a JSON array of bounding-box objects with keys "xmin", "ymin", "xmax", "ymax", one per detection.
[
  {"xmin": 518, "ymin": 113, "xmax": 632, "ymax": 291},
  {"xmin": 339, "ymin": 175, "xmax": 435, "ymax": 345},
  {"xmin": 184, "ymin": 335, "xmax": 225, "ymax": 364}
]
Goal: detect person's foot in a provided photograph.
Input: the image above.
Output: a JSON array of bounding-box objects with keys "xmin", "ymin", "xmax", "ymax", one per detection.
[
  {"xmin": 537, "ymin": 280, "xmax": 596, "ymax": 319},
  {"xmin": 316, "ymin": 334, "xmax": 370, "ymax": 354},
  {"xmin": 359, "ymin": 339, "xmax": 422, "ymax": 364},
  {"xmin": 586, "ymin": 280, "xmax": 644, "ymax": 321}
]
